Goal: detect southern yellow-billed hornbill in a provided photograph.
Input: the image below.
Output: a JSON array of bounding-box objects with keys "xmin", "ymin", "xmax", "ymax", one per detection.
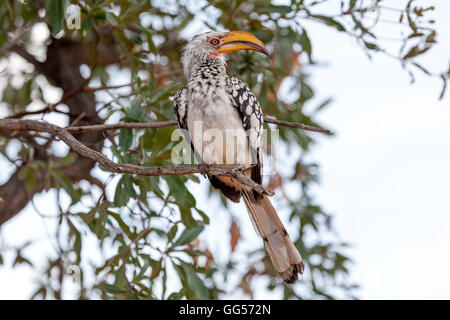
[{"xmin": 173, "ymin": 31, "xmax": 304, "ymax": 283}]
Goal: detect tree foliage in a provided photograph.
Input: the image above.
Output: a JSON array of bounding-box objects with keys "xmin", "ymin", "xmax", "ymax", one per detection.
[{"xmin": 0, "ymin": 0, "xmax": 446, "ymax": 299}]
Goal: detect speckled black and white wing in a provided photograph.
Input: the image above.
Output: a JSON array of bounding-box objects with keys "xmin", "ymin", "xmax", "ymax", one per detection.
[
  {"xmin": 174, "ymin": 87, "xmax": 201, "ymax": 164},
  {"xmin": 173, "ymin": 87, "xmax": 188, "ymax": 130},
  {"xmin": 226, "ymin": 76, "xmax": 264, "ymax": 186}
]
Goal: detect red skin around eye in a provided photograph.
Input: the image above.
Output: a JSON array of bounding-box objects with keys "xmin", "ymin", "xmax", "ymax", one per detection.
[
  {"xmin": 208, "ymin": 37, "xmax": 222, "ymax": 58},
  {"xmin": 209, "ymin": 37, "xmax": 221, "ymax": 46}
]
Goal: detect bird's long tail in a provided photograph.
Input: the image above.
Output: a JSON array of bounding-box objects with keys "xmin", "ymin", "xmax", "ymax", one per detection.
[{"xmin": 241, "ymin": 188, "xmax": 304, "ymax": 283}]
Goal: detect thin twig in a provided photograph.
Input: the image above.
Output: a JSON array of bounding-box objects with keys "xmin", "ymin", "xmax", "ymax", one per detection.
[
  {"xmin": 65, "ymin": 117, "xmax": 331, "ymax": 135},
  {"xmin": 263, "ymin": 117, "xmax": 331, "ymax": 134},
  {"xmin": 66, "ymin": 120, "xmax": 178, "ymax": 133}
]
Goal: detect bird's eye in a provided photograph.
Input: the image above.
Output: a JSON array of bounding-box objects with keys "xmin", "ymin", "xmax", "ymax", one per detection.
[{"xmin": 210, "ymin": 38, "xmax": 220, "ymax": 45}]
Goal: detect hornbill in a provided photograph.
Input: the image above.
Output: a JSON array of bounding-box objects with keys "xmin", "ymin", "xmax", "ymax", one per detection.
[{"xmin": 173, "ymin": 31, "xmax": 304, "ymax": 283}]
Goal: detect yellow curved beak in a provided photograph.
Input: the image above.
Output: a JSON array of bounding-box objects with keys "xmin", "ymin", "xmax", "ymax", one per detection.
[{"xmin": 217, "ymin": 31, "xmax": 269, "ymax": 56}]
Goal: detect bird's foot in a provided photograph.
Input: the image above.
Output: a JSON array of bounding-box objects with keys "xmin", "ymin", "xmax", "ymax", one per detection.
[
  {"xmin": 231, "ymin": 164, "xmax": 249, "ymax": 175},
  {"xmin": 199, "ymin": 162, "xmax": 211, "ymax": 177}
]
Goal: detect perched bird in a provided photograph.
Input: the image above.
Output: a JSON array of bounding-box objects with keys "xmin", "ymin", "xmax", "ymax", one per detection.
[{"xmin": 173, "ymin": 31, "xmax": 304, "ymax": 283}]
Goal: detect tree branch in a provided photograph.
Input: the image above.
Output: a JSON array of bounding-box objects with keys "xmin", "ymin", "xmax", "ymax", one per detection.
[
  {"xmin": 263, "ymin": 117, "xmax": 332, "ymax": 134},
  {"xmin": 64, "ymin": 117, "xmax": 332, "ymax": 135},
  {"xmin": 0, "ymin": 119, "xmax": 274, "ymax": 197},
  {"xmin": 66, "ymin": 120, "xmax": 179, "ymax": 133}
]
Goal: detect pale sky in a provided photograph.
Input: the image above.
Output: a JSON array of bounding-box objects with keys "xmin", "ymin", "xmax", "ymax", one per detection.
[
  {"xmin": 0, "ymin": 0, "xmax": 449, "ymax": 299},
  {"xmin": 304, "ymin": 0, "xmax": 450, "ymax": 299}
]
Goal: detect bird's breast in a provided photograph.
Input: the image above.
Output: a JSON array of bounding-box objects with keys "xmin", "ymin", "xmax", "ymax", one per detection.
[{"xmin": 186, "ymin": 82, "xmax": 252, "ymax": 166}]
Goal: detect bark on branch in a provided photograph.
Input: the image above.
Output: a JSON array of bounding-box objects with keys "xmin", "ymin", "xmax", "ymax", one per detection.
[{"xmin": 0, "ymin": 119, "xmax": 273, "ymax": 197}]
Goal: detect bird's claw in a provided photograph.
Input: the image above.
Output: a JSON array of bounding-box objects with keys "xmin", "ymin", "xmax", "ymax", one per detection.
[
  {"xmin": 231, "ymin": 164, "xmax": 248, "ymax": 175},
  {"xmin": 199, "ymin": 163, "xmax": 211, "ymax": 177}
]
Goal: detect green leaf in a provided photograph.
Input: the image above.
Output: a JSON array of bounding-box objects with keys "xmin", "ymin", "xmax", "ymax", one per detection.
[
  {"xmin": 262, "ymin": 5, "xmax": 292, "ymax": 14},
  {"xmin": 425, "ymin": 31, "xmax": 437, "ymax": 43},
  {"xmin": 149, "ymin": 176, "xmax": 164, "ymax": 197},
  {"xmin": 147, "ymin": 127, "xmax": 173, "ymax": 158},
  {"xmin": 363, "ymin": 41, "xmax": 379, "ymax": 51},
  {"xmin": 184, "ymin": 249, "xmax": 205, "ymax": 257},
  {"xmin": 46, "ymin": 0, "xmax": 68, "ymax": 36},
  {"xmin": 179, "ymin": 262, "xmax": 209, "ymax": 299},
  {"xmin": 125, "ymin": 106, "xmax": 144, "ymax": 122},
  {"xmin": 349, "ymin": 0, "xmax": 357, "ymax": 9},
  {"xmin": 195, "ymin": 208, "xmax": 210, "ymax": 225},
  {"xmin": 180, "ymin": 207, "xmax": 197, "ymax": 228},
  {"xmin": 167, "ymin": 224, "xmax": 178, "ymax": 243},
  {"xmin": 119, "ymin": 128, "xmax": 133, "ymax": 151},
  {"xmin": 52, "ymin": 170, "xmax": 81, "ymax": 204},
  {"xmin": 105, "ymin": 12, "xmax": 118, "ymax": 25},
  {"xmin": 122, "ymin": 174, "xmax": 137, "ymax": 199},
  {"xmin": 402, "ymin": 45, "xmax": 430, "ymax": 60},
  {"xmin": 59, "ymin": 152, "xmax": 77, "ymax": 165},
  {"xmin": 18, "ymin": 166, "xmax": 35, "ymax": 191},
  {"xmin": 114, "ymin": 176, "xmax": 129, "ymax": 206},
  {"xmin": 102, "ymin": 283, "xmax": 128, "ymax": 294},
  {"xmin": 134, "ymin": 259, "xmax": 151, "ymax": 282},
  {"xmin": 120, "ymin": 1, "xmax": 132, "ymax": 15},
  {"xmin": 314, "ymin": 15, "xmax": 346, "ymax": 31},
  {"xmin": 74, "ymin": 232, "xmax": 82, "ymax": 264},
  {"xmin": 113, "ymin": 264, "xmax": 129, "ymax": 291},
  {"xmin": 149, "ymin": 86, "xmax": 177, "ymax": 103},
  {"xmin": 163, "ymin": 176, "xmax": 196, "ymax": 208},
  {"xmin": 146, "ymin": 33, "xmax": 158, "ymax": 54},
  {"xmin": 300, "ymin": 29, "xmax": 313, "ymax": 62},
  {"xmin": 173, "ymin": 224, "xmax": 204, "ymax": 247},
  {"xmin": 150, "ymin": 259, "xmax": 162, "ymax": 279},
  {"xmin": 78, "ymin": 208, "xmax": 96, "ymax": 224},
  {"xmin": 108, "ymin": 210, "xmax": 133, "ymax": 238},
  {"xmin": 82, "ymin": 17, "xmax": 92, "ymax": 31},
  {"xmin": 167, "ymin": 291, "xmax": 184, "ymax": 300},
  {"xmin": 0, "ymin": 33, "xmax": 7, "ymax": 46}
]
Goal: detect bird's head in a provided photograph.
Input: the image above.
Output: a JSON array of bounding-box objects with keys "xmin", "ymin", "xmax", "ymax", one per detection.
[{"xmin": 181, "ymin": 31, "xmax": 268, "ymax": 79}]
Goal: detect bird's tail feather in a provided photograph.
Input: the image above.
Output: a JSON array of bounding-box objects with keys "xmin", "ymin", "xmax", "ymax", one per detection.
[{"xmin": 241, "ymin": 188, "xmax": 304, "ymax": 283}]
